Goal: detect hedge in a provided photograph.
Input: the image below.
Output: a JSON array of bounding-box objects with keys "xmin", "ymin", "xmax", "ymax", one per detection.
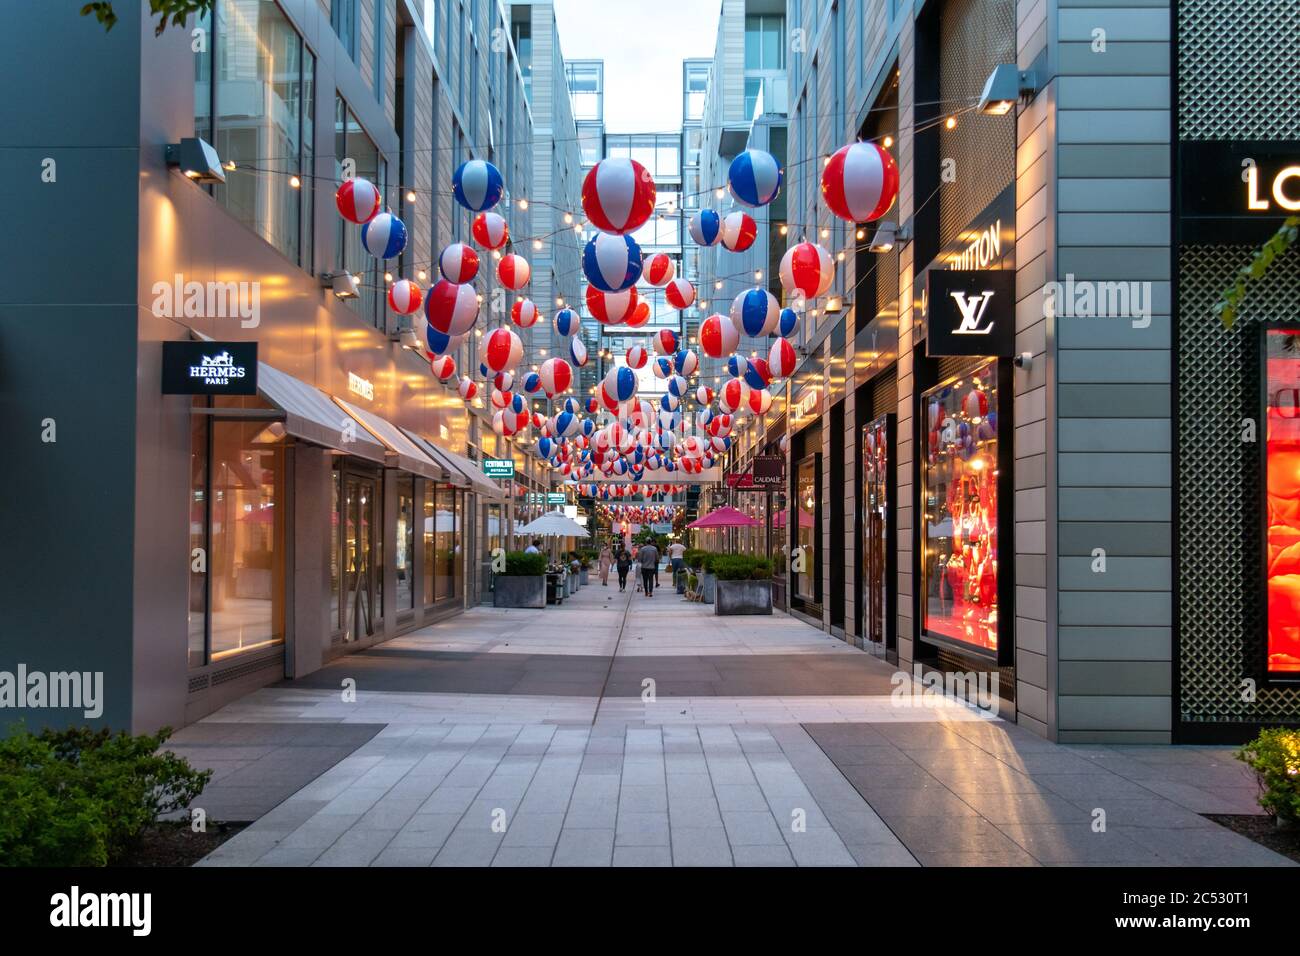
[{"xmin": 502, "ymin": 551, "xmax": 547, "ymax": 576}]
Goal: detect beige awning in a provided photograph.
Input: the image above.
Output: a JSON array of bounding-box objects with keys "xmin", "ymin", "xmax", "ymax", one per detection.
[
  {"xmin": 403, "ymin": 429, "xmax": 507, "ymax": 501},
  {"xmin": 334, "ymin": 397, "xmax": 449, "ymax": 482},
  {"xmin": 256, "ymin": 363, "xmax": 386, "ymax": 464}
]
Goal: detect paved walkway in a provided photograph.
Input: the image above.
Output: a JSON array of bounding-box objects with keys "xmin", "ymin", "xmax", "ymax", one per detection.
[{"xmin": 184, "ymin": 581, "xmax": 1292, "ymax": 867}]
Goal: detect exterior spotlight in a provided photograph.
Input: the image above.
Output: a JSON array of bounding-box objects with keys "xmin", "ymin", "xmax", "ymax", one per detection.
[
  {"xmin": 399, "ymin": 328, "xmax": 420, "ymax": 349},
  {"xmin": 869, "ymin": 221, "xmax": 910, "ymax": 253},
  {"xmin": 323, "ymin": 272, "xmax": 360, "ymax": 299},
  {"xmin": 825, "ymin": 295, "xmax": 843, "ymax": 313},
  {"xmin": 165, "ymin": 137, "xmax": 225, "ymax": 184},
  {"xmin": 978, "ymin": 64, "xmax": 1039, "ymax": 114}
]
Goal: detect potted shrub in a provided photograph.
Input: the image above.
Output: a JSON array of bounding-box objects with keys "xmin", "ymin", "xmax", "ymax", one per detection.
[
  {"xmin": 493, "ymin": 551, "xmax": 548, "ymax": 608},
  {"xmin": 1237, "ymin": 727, "xmax": 1300, "ymax": 829},
  {"xmin": 698, "ymin": 553, "xmax": 718, "ymax": 604},
  {"xmin": 713, "ymin": 555, "xmax": 774, "ymax": 615}
]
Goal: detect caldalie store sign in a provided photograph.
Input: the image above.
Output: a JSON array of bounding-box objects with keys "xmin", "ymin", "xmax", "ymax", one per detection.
[{"xmin": 161, "ymin": 341, "xmax": 257, "ymax": 395}]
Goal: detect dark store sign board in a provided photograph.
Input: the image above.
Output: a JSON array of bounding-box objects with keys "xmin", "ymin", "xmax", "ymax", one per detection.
[
  {"xmin": 924, "ymin": 270, "xmax": 1016, "ymax": 358},
  {"xmin": 751, "ymin": 456, "xmax": 786, "ymax": 485},
  {"xmin": 1180, "ymin": 141, "xmax": 1300, "ymax": 219},
  {"xmin": 162, "ymin": 341, "xmax": 257, "ymax": 395}
]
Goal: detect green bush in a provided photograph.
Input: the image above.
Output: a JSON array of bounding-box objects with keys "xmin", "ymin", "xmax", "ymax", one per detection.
[
  {"xmin": 0, "ymin": 726, "xmax": 211, "ymax": 867},
  {"xmin": 503, "ymin": 550, "xmax": 547, "ymax": 576},
  {"xmin": 1237, "ymin": 727, "xmax": 1300, "ymax": 824},
  {"xmin": 683, "ymin": 548, "xmax": 710, "ymax": 571},
  {"xmin": 710, "ymin": 555, "xmax": 774, "ymax": 581}
]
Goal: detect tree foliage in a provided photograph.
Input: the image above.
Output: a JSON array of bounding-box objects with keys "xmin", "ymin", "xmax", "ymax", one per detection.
[{"xmin": 81, "ymin": 0, "xmax": 215, "ymax": 37}]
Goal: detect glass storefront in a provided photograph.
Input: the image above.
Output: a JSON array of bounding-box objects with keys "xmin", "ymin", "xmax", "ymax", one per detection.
[
  {"xmin": 794, "ymin": 454, "xmax": 819, "ymax": 603},
  {"xmin": 921, "ymin": 360, "xmax": 1001, "ymax": 654},
  {"xmin": 1264, "ymin": 328, "xmax": 1300, "ymax": 676},
  {"xmin": 425, "ymin": 483, "xmax": 463, "ymax": 606},
  {"xmin": 862, "ymin": 414, "xmax": 894, "ymax": 654},
  {"xmin": 396, "ymin": 474, "xmax": 415, "ymax": 612}
]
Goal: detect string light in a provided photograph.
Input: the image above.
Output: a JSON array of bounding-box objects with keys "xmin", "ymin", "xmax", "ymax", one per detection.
[
  {"xmin": 883, "ymin": 135, "xmax": 894, "ymax": 148},
  {"xmin": 945, "ymin": 116, "xmax": 957, "ymax": 130},
  {"xmin": 406, "ymin": 190, "xmax": 417, "ymax": 203},
  {"xmin": 289, "ymin": 175, "xmax": 301, "ymax": 188}
]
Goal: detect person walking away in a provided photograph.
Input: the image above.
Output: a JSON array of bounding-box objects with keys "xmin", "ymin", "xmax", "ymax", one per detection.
[
  {"xmin": 598, "ymin": 544, "xmax": 613, "ymax": 586},
  {"xmin": 631, "ymin": 545, "xmax": 641, "ymax": 592},
  {"xmin": 667, "ymin": 540, "xmax": 686, "ymax": 586},
  {"xmin": 638, "ymin": 541, "xmax": 660, "ymax": 597},
  {"xmin": 616, "ymin": 549, "xmax": 632, "ymax": 591},
  {"xmin": 524, "ymin": 538, "xmax": 541, "ymax": 555}
]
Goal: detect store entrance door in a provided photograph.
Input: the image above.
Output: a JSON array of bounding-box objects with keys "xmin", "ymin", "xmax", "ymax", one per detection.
[
  {"xmin": 863, "ymin": 414, "xmax": 895, "ymax": 659},
  {"xmin": 343, "ymin": 473, "xmax": 378, "ymax": 643}
]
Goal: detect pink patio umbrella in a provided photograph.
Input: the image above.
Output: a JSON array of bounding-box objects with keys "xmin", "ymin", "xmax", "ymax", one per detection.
[{"xmin": 687, "ymin": 506, "xmax": 762, "ymax": 529}]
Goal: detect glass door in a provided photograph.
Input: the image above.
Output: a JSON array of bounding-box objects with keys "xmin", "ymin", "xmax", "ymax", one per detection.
[
  {"xmin": 863, "ymin": 414, "xmax": 894, "ymax": 657},
  {"xmin": 342, "ymin": 473, "xmax": 378, "ymax": 642}
]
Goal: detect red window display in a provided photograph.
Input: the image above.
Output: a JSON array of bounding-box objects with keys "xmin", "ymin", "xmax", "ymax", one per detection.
[
  {"xmin": 921, "ymin": 361, "xmax": 1000, "ymax": 653},
  {"xmin": 1265, "ymin": 328, "xmax": 1300, "ymax": 675}
]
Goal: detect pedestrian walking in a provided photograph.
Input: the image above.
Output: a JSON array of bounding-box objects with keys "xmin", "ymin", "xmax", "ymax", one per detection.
[
  {"xmin": 598, "ymin": 543, "xmax": 613, "ymax": 586},
  {"xmin": 615, "ymin": 548, "xmax": 632, "ymax": 592},
  {"xmin": 638, "ymin": 540, "xmax": 660, "ymax": 597}
]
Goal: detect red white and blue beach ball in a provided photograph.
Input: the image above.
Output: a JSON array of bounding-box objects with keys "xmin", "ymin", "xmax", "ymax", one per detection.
[
  {"xmin": 695, "ymin": 385, "xmax": 714, "ymax": 406},
  {"xmin": 652, "ymin": 356, "xmax": 673, "ymax": 380},
  {"xmin": 425, "ymin": 327, "xmax": 457, "ymax": 356},
  {"xmin": 778, "ymin": 306, "xmax": 800, "ymax": 337},
  {"xmin": 387, "ymin": 279, "xmax": 422, "ymax": 315},
  {"xmin": 699, "ymin": 313, "xmax": 740, "ymax": 358},
  {"xmin": 458, "ymin": 376, "xmax": 478, "ymax": 401},
  {"xmin": 582, "ymin": 157, "xmax": 657, "ymax": 235},
  {"xmin": 727, "ymin": 149, "xmax": 783, "ymax": 208},
  {"xmin": 779, "ymin": 242, "xmax": 835, "ymax": 299},
  {"xmin": 471, "ymin": 211, "xmax": 509, "ymax": 250},
  {"xmin": 335, "ymin": 177, "xmax": 380, "ymax": 224},
  {"xmin": 362, "ymin": 212, "xmax": 408, "ymax": 259},
  {"xmin": 673, "ymin": 349, "xmax": 698, "ymax": 377},
  {"xmin": 438, "ymin": 243, "xmax": 479, "ymax": 283},
  {"xmin": 553, "ymin": 307, "xmax": 580, "ymax": 338},
  {"xmin": 452, "ymin": 158, "xmax": 505, "ymax": 212},
  {"xmin": 744, "ymin": 358, "xmax": 772, "ymax": 391},
  {"xmin": 768, "ymin": 337, "xmax": 797, "ymax": 379},
  {"xmin": 586, "ymin": 285, "xmax": 638, "ymax": 325},
  {"xmin": 730, "ymin": 287, "xmax": 780, "ymax": 337},
  {"xmin": 569, "ymin": 336, "xmax": 589, "ymax": 367},
  {"xmin": 424, "ymin": 279, "xmax": 480, "ymax": 336},
  {"xmin": 583, "ymin": 232, "xmax": 643, "ymax": 292},
  {"xmin": 602, "ymin": 365, "xmax": 638, "ymax": 405},
  {"xmin": 521, "ymin": 371, "xmax": 543, "ymax": 394},
  {"xmin": 821, "ymin": 141, "xmax": 899, "ymax": 223},
  {"xmin": 688, "ymin": 208, "xmax": 722, "ymax": 247}
]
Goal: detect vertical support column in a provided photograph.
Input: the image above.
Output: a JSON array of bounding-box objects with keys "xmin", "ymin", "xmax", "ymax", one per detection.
[{"xmin": 290, "ymin": 445, "xmax": 331, "ymax": 679}]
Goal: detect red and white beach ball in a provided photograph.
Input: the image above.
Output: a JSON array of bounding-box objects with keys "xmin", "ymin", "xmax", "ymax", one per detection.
[
  {"xmin": 438, "ymin": 243, "xmax": 479, "ymax": 283},
  {"xmin": 719, "ymin": 378, "xmax": 751, "ymax": 414},
  {"xmin": 695, "ymin": 385, "xmax": 714, "ymax": 406},
  {"xmin": 747, "ymin": 387, "xmax": 773, "ymax": 416},
  {"xmin": 820, "ymin": 141, "xmax": 899, "ymax": 223},
  {"xmin": 493, "ymin": 370, "xmax": 515, "ymax": 393},
  {"xmin": 510, "ymin": 298, "xmax": 539, "ymax": 328},
  {"xmin": 498, "ymin": 254, "xmax": 531, "ymax": 290},
  {"xmin": 458, "ymin": 376, "xmax": 478, "ymax": 401},
  {"xmin": 625, "ymin": 300, "xmax": 651, "ymax": 328},
  {"xmin": 664, "ymin": 277, "xmax": 696, "ymax": 310},
  {"xmin": 642, "ymin": 252, "xmax": 675, "ymax": 286},
  {"xmin": 471, "ymin": 211, "xmax": 509, "ymax": 250},
  {"xmin": 387, "ymin": 279, "xmax": 423, "ymax": 315},
  {"xmin": 652, "ymin": 329, "xmax": 679, "ymax": 356},
  {"xmin": 483, "ymin": 327, "xmax": 524, "ymax": 373},
  {"xmin": 425, "ymin": 279, "xmax": 480, "ymax": 336},
  {"xmin": 625, "ymin": 345, "xmax": 649, "ymax": 369},
  {"xmin": 962, "ymin": 388, "xmax": 989, "ymax": 419},
  {"xmin": 582, "ymin": 157, "xmax": 657, "ymax": 235},
  {"xmin": 538, "ymin": 357, "xmax": 573, "ymax": 398},
  {"xmin": 490, "ymin": 387, "xmax": 514, "ymax": 410},
  {"xmin": 720, "ymin": 211, "xmax": 758, "ymax": 252},
  {"xmin": 768, "ymin": 337, "xmax": 797, "ymax": 379},
  {"xmin": 430, "ymin": 355, "xmax": 456, "ymax": 381},
  {"xmin": 335, "ymin": 177, "xmax": 380, "ymax": 224},
  {"xmin": 586, "ymin": 285, "xmax": 638, "ymax": 325},
  {"xmin": 779, "ymin": 242, "xmax": 835, "ymax": 299},
  {"xmin": 699, "ymin": 313, "xmax": 740, "ymax": 359}
]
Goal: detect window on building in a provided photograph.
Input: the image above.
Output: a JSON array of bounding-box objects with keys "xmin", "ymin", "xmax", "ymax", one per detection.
[
  {"xmin": 744, "ymin": 77, "xmax": 763, "ymax": 120},
  {"xmin": 335, "ymin": 95, "xmax": 386, "ymax": 327},
  {"xmin": 744, "ymin": 15, "xmax": 785, "ymax": 71},
  {"xmin": 331, "ymin": 0, "xmax": 358, "ymax": 60},
  {"xmin": 397, "ymin": 474, "xmax": 415, "ymax": 611},
  {"xmin": 684, "ymin": 64, "xmax": 709, "ymax": 120},
  {"xmin": 567, "ymin": 62, "xmax": 603, "ymax": 121},
  {"xmin": 197, "ymin": 0, "xmax": 315, "ymax": 268},
  {"xmin": 513, "ymin": 19, "xmax": 532, "ymax": 104}
]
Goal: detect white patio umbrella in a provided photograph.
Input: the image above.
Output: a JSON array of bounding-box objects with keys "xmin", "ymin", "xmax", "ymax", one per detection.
[{"xmin": 517, "ymin": 510, "xmax": 590, "ymax": 538}]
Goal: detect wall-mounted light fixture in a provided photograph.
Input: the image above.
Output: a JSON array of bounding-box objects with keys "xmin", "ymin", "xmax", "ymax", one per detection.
[
  {"xmin": 868, "ymin": 221, "xmax": 911, "ymax": 253},
  {"xmin": 164, "ymin": 137, "xmax": 226, "ymax": 184},
  {"xmin": 322, "ymin": 272, "xmax": 360, "ymax": 299},
  {"xmin": 978, "ymin": 64, "xmax": 1040, "ymax": 115}
]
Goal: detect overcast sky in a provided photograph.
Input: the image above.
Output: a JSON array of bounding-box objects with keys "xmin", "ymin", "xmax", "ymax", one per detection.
[{"xmin": 552, "ymin": 0, "xmax": 721, "ymax": 134}]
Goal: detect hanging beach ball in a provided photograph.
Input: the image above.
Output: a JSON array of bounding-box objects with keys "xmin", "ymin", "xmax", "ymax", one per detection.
[
  {"xmin": 438, "ymin": 242, "xmax": 479, "ymax": 283},
  {"xmin": 553, "ymin": 411, "xmax": 581, "ymax": 438},
  {"xmin": 583, "ymin": 232, "xmax": 643, "ymax": 292},
  {"xmin": 569, "ymin": 336, "xmax": 589, "ymax": 367},
  {"xmin": 666, "ymin": 374, "xmax": 688, "ymax": 398},
  {"xmin": 582, "ymin": 157, "xmax": 657, "ymax": 235},
  {"xmin": 820, "ymin": 141, "xmax": 899, "ymax": 223},
  {"xmin": 362, "ymin": 212, "xmax": 408, "ymax": 259},
  {"xmin": 483, "ymin": 327, "xmax": 524, "ymax": 373},
  {"xmin": 743, "ymin": 358, "xmax": 772, "ymax": 391},
  {"xmin": 673, "ymin": 349, "xmax": 698, "ymax": 377},
  {"xmin": 665, "ymin": 277, "xmax": 696, "ymax": 310},
  {"xmin": 553, "ymin": 307, "xmax": 580, "ymax": 337},
  {"xmin": 335, "ymin": 177, "xmax": 380, "ymax": 223},
  {"xmin": 602, "ymin": 365, "xmax": 638, "ymax": 406},
  {"xmin": 695, "ymin": 385, "xmax": 715, "ymax": 406},
  {"xmin": 700, "ymin": 313, "xmax": 740, "ymax": 358},
  {"xmin": 719, "ymin": 378, "xmax": 751, "ymax": 414},
  {"xmin": 424, "ymin": 327, "xmax": 458, "ymax": 356},
  {"xmin": 779, "ymin": 242, "xmax": 835, "ymax": 299},
  {"xmin": 727, "ymin": 149, "xmax": 783, "ymax": 207},
  {"xmin": 424, "ymin": 279, "xmax": 480, "ymax": 336},
  {"xmin": 720, "ymin": 211, "xmax": 758, "ymax": 252},
  {"xmin": 642, "ymin": 252, "xmax": 675, "ymax": 286},
  {"xmin": 458, "ymin": 376, "xmax": 478, "ymax": 401},
  {"xmin": 586, "ymin": 285, "xmax": 638, "ymax": 325},
  {"xmin": 498, "ymin": 253, "xmax": 531, "ymax": 290},
  {"xmin": 471, "ymin": 211, "xmax": 509, "ymax": 249},
  {"xmin": 653, "ymin": 329, "xmax": 679, "ymax": 356},
  {"xmin": 510, "ymin": 298, "xmax": 539, "ymax": 328},
  {"xmin": 521, "ymin": 371, "xmax": 543, "ymax": 394},
  {"xmin": 688, "ymin": 208, "xmax": 723, "ymax": 247},
  {"xmin": 652, "ymin": 356, "xmax": 673, "ymax": 380},
  {"xmin": 537, "ymin": 436, "xmax": 555, "ymax": 459},
  {"xmin": 387, "ymin": 279, "xmax": 423, "ymax": 315},
  {"xmin": 538, "ymin": 357, "xmax": 573, "ymax": 398},
  {"xmin": 493, "ymin": 369, "xmax": 515, "ymax": 392},
  {"xmin": 729, "ymin": 287, "xmax": 780, "ymax": 337},
  {"xmin": 452, "ymin": 158, "xmax": 505, "ymax": 212},
  {"xmin": 778, "ymin": 306, "xmax": 800, "ymax": 337},
  {"xmin": 768, "ymin": 337, "xmax": 797, "ymax": 379},
  {"xmin": 625, "ymin": 345, "xmax": 649, "ymax": 369},
  {"xmin": 585, "ymin": 397, "xmax": 600, "ymax": 415},
  {"xmin": 430, "ymin": 354, "xmax": 457, "ymax": 381},
  {"xmin": 625, "ymin": 299, "xmax": 651, "ymax": 328},
  {"xmin": 747, "ymin": 387, "xmax": 773, "ymax": 416}
]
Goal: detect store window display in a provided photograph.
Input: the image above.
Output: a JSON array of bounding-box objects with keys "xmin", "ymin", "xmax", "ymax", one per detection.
[
  {"xmin": 922, "ymin": 361, "xmax": 999, "ymax": 653},
  {"xmin": 1265, "ymin": 328, "xmax": 1300, "ymax": 675}
]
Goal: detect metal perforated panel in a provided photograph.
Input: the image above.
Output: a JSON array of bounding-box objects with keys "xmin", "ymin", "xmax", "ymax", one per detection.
[
  {"xmin": 1178, "ymin": 244, "xmax": 1300, "ymax": 724},
  {"xmin": 871, "ymin": 367, "xmax": 898, "ymax": 419},
  {"xmin": 1178, "ymin": 0, "xmax": 1300, "ymax": 139},
  {"xmin": 938, "ymin": 0, "xmax": 1016, "ymax": 248}
]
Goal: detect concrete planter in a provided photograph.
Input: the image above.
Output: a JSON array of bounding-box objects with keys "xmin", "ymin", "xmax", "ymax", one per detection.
[
  {"xmin": 700, "ymin": 572, "xmax": 717, "ymax": 604},
  {"xmin": 714, "ymin": 579, "xmax": 773, "ymax": 615},
  {"xmin": 566, "ymin": 574, "xmax": 576, "ymax": 595},
  {"xmin": 493, "ymin": 574, "xmax": 546, "ymax": 609},
  {"xmin": 580, "ymin": 569, "xmax": 590, "ymax": 586}
]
